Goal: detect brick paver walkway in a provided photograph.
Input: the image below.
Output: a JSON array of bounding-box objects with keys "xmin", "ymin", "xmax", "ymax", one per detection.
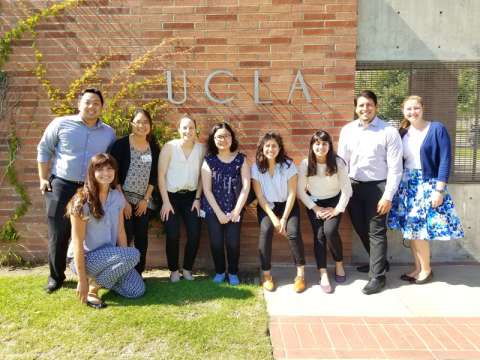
[{"xmin": 270, "ymin": 316, "xmax": 480, "ymax": 359}]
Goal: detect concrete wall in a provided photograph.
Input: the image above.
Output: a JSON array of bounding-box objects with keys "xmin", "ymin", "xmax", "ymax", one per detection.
[
  {"xmin": 357, "ymin": 0, "xmax": 480, "ymax": 61},
  {"xmin": 353, "ymin": 0, "xmax": 480, "ymax": 264}
]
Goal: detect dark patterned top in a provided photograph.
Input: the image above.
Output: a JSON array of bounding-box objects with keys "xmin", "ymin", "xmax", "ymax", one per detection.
[
  {"xmin": 202, "ymin": 153, "xmax": 245, "ymax": 216},
  {"xmin": 123, "ymin": 145, "xmax": 152, "ymax": 206}
]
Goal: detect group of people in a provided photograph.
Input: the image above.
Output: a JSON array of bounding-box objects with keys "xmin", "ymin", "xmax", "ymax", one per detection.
[{"xmin": 37, "ymin": 88, "xmax": 464, "ymax": 308}]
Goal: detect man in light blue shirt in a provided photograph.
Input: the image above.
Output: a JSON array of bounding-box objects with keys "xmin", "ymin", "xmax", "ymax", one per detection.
[
  {"xmin": 338, "ymin": 90, "xmax": 403, "ymax": 295},
  {"xmin": 37, "ymin": 88, "xmax": 116, "ymax": 293}
]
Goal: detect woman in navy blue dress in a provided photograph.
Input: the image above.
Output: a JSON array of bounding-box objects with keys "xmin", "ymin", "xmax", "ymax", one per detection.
[{"xmin": 201, "ymin": 122, "xmax": 251, "ymax": 285}]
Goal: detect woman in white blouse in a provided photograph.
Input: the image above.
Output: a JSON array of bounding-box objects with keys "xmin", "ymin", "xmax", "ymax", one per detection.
[
  {"xmin": 158, "ymin": 115, "xmax": 205, "ymax": 282},
  {"xmin": 297, "ymin": 130, "xmax": 352, "ymax": 293},
  {"xmin": 252, "ymin": 132, "xmax": 306, "ymax": 293}
]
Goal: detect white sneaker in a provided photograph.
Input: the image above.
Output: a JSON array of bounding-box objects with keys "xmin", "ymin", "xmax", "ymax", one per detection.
[
  {"xmin": 182, "ymin": 269, "xmax": 194, "ymax": 281},
  {"xmin": 170, "ymin": 271, "xmax": 181, "ymax": 283}
]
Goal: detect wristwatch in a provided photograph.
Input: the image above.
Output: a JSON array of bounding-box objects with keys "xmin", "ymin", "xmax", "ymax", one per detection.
[{"xmin": 435, "ymin": 189, "xmax": 446, "ymax": 195}]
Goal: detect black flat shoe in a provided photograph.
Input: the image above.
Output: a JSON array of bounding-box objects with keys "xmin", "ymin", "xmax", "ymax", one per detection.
[
  {"xmin": 44, "ymin": 278, "xmax": 63, "ymax": 294},
  {"xmin": 400, "ymin": 273, "xmax": 416, "ymax": 282},
  {"xmin": 86, "ymin": 293, "xmax": 107, "ymax": 309},
  {"xmin": 415, "ymin": 271, "xmax": 433, "ymax": 285},
  {"xmin": 362, "ymin": 276, "xmax": 386, "ymax": 295}
]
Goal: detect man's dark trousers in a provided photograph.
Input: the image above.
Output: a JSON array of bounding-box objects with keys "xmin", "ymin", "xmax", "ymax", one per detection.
[
  {"xmin": 44, "ymin": 176, "xmax": 83, "ymax": 284},
  {"xmin": 348, "ymin": 180, "xmax": 388, "ymax": 279}
]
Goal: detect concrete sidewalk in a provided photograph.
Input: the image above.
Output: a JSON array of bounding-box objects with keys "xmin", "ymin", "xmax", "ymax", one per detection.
[{"xmin": 264, "ymin": 264, "xmax": 480, "ymax": 359}]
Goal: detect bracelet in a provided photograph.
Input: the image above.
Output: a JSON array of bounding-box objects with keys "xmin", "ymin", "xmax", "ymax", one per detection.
[
  {"xmin": 195, "ymin": 197, "xmax": 200, "ymax": 200},
  {"xmin": 435, "ymin": 189, "xmax": 445, "ymax": 195},
  {"xmin": 143, "ymin": 197, "xmax": 150, "ymax": 202}
]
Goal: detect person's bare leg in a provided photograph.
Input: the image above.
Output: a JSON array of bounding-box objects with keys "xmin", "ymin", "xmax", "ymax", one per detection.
[
  {"xmin": 407, "ymin": 240, "xmax": 421, "ymax": 278},
  {"xmin": 415, "ymin": 239, "xmax": 432, "ymax": 281},
  {"xmin": 335, "ymin": 261, "xmax": 345, "ymax": 277},
  {"xmin": 319, "ymin": 268, "xmax": 330, "ymax": 286}
]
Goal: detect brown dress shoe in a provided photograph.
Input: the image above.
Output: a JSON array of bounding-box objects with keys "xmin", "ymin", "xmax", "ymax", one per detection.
[
  {"xmin": 262, "ymin": 274, "xmax": 275, "ymax": 292},
  {"xmin": 293, "ymin": 276, "xmax": 306, "ymax": 293}
]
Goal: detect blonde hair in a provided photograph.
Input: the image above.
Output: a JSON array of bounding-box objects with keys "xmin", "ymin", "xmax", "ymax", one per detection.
[{"xmin": 399, "ymin": 95, "xmax": 424, "ymax": 133}]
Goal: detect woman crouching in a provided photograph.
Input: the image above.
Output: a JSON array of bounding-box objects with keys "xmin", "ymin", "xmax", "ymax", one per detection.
[{"xmin": 67, "ymin": 153, "xmax": 145, "ymax": 308}]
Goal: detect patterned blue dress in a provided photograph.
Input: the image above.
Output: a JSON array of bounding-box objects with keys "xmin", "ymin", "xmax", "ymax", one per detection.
[
  {"xmin": 388, "ymin": 123, "xmax": 464, "ymax": 241},
  {"xmin": 201, "ymin": 153, "xmax": 245, "ymax": 215},
  {"xmin": 388, "ymin": 169, "xmax": 464, "ymax": 240}
]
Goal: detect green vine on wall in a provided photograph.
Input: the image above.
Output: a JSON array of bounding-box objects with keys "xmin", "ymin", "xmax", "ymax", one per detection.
[
  {"xmin": 0, "ymin": 133, "xmax": 31, "ymax": 242},
  {"xmin": 0, "ymin": 0, "xmax": 81, "ymax": 261},
  {"xmin": 0, "ymin": 0, "xmax": 79, "ymax": 68}
]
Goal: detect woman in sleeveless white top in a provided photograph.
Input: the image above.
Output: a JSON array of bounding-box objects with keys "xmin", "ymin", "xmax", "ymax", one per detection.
[{"xmin": 158, "ymin": 116, "xmax": 205, "ymax": 282}]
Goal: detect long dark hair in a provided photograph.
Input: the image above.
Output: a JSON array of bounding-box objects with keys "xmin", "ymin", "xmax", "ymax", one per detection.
[
  {"xmin": 131, "ymin": 108, "xmax": 153, "ymax": 141},
  {"xmin": 255, "ymin": 132, "xmax": 292, "ymax": 173},
  {"xmin": 67, "ymin": 153, "xmax": 119, "ymax": 219},
  {"xmin": 206, "ymin": 122, "xmax": 239, "ymax": 155},
  {"xmin": 399, "ymin": 95, "xmax": 424, "ymax": 137},
  {"xmin": 307, "ymin": 130, "xmax": 337, "ymax": 177}
]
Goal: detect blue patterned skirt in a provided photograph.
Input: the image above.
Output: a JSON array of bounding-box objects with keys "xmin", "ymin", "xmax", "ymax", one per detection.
[{"xmin": 388, "ymin": 169, "xmax": 464, "ymax": 241}]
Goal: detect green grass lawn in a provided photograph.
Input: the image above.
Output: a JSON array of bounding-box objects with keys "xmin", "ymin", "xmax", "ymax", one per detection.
[{"xmin": 0, "ymin": 273, "xmax": 272, "ymax": 359}]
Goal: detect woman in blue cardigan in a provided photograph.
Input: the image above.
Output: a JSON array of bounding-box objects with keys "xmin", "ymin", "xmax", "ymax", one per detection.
[{"xmin": 389, "ymin": 95, "xmax": 464, "ymax": 284}]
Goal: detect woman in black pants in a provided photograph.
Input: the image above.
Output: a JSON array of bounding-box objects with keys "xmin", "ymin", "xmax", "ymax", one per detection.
[
  {"xmin": 158, "ymin": 115, "xmax": 205, "ymax": 282},
  {"xmin": 297, "ymin": 130, "xmax": 352, "ymax": 293},
  {"xmin": 109, "ymin": 109, "xmax": 160, "ymax": 276},
  {"xmin": 252, "ymin": 132, "xmax": 306, "ymax": 293}
]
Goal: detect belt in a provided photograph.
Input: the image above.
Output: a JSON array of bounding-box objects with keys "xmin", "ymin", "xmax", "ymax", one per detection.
[
  {"xmin": 350, "ymin": 178, "xmax": 386, "ymax": 185},
  {"xmin": 176, "ymin": 189, "xmax": 194, "ymax": 194},
  {"xmin": 53, "ymin": 175, "xmax": 84, "ymax": 186}
]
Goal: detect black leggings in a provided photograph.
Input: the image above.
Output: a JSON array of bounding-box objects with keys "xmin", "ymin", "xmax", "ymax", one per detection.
[
  {"xmin": 206, "ymin": 214, "xmax": 242, "ymax": 275},
  {"xmin": 164, "ymin": 191, "xmax": 201, "ymax": 272},
  {"xmin": 257, "ymin": 201, "xmax": 305, "ymax": 271},
  {"xmin": 125, "ymin": 206, "xmax": 151, "ymax": 275},
  {"xmin": 306, "ymin": 193, "xmax": 343, "ymax": 269}
]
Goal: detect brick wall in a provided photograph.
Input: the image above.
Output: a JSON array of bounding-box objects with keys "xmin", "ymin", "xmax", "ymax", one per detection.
[{"xmin": 0, "ymin": 0, "xmax": 357, "ymax": 270}]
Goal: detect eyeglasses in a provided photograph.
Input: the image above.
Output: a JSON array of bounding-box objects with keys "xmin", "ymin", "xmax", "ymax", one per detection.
[{"xmin": 214, "ymin": 134, "xmax": 231, "ymax": 141}]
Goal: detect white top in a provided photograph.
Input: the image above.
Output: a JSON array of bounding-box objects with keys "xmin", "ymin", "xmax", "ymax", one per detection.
[
  {"xmin": 337, "ymin": 116, "xmax": 403, "ymax": 201},
  {"xmin": 251, "ymin": 160, "xmax": 297, "ymax": 206},
  {"xmin": 166, "ymin": 139, "xmax": 205, "ymax": 192},
  {"xmin": 297, "ymin": 158, "xmax": 352, "ymax": 212},
  {"xmin": 403, "ymin": 123, "xmax": 430, "ymax": 170}
]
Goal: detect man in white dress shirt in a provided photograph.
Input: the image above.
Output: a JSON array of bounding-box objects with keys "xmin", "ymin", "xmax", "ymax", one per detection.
[{"xmin": 338, "ymin": 90, "xmax": 403, "ymax": 295}]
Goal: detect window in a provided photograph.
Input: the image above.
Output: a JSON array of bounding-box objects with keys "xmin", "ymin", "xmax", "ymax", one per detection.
[{"xmin": 356, "ymin": 62, "xmax": 480, "ymax": 183}]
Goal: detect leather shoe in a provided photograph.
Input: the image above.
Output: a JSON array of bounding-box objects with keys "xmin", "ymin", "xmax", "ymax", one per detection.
[
  {"xmin": 356, "ymin": 261, "xmax": 390, "ymax": 273},
  {"xmin": 400, "ymin": 273, "xmax": 416, "ymax": 282},
  {"xmin": 262, "ymin": 274, "xmax": 275, "ymax": 292},
  {"xmin": 44, "ymin": 278, "xmax": 62, "ymax": 294},
  {"xmin": 415, "ymin": 271, "xmax": 433, "ymax": 285},
  {"xmin": 362, "ymin": 276, "xmax": 386, "ymax": 295},
  {"xmin": 293, "ymin": 276, "xmax": 306, "ymax": 293}
]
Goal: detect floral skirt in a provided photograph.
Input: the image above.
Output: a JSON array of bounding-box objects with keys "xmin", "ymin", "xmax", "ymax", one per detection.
[{"xmin": 388, "ymin": 169, "xmax": 464, "ymax": 241}]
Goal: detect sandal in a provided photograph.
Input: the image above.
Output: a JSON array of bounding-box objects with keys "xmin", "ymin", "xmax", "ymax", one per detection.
[{"xmin": 86, "ymin": 292, "xmax": 107, "ymax": 309}]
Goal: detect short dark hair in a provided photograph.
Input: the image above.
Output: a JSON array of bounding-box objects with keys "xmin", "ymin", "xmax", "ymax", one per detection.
[
  {"xmin": 354, "ymin": 90, "xmax": 377, "ymax": 106},
  {"xmin": 80, "ymin": 88, "xmax": 104, "ymax": 105},
  {"xmin": 207, "ymin": 122, "xmax": 239, "ymax": 155}
]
